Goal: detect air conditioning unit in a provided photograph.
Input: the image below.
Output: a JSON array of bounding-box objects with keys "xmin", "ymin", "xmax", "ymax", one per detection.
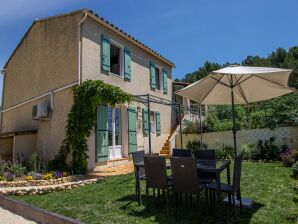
[{"xmin": 32, "ymin": 103, "xmax": 49, "ymax": 120}]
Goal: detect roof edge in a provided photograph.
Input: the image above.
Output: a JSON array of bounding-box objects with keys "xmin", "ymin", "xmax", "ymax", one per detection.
[
  {"xmin": 84, "ymin": 9, "xmax": 175, "ymax": 67},
  {"xmin": 3, "ymin": 8, "xmax": 175, "ymax": 70}
]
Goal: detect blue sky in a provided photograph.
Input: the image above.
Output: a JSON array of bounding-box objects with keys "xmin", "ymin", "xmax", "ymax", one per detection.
[{"xmin": 1, "ymin": 0, "xmax": 298, "ymax": 83}]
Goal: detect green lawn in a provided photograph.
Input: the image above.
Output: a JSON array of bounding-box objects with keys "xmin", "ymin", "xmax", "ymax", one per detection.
[{"xmin": 12, "ymin": 162, "xmax": 297, "ymax": 224}]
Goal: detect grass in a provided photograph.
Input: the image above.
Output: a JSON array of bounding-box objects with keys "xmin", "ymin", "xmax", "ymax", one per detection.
[{"xmin": 12, "ymin": 162, "xmax": 298, "ymax": 224}]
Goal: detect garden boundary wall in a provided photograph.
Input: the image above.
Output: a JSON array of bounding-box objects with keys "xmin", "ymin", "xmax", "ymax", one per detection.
[
  {"xmin": 175, "ymin": 126, "xmax": 298, "ymax": 151},
  {"xmin": 0, "ymin": 195, "xmax": 82, "ymax": 224}
]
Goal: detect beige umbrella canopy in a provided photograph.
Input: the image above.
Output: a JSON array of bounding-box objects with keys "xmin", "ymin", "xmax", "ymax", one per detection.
[
  {"xmin": 177, "ymin": 66, "xmax": 293, "ymax": 105},
  {"xmin": 176, "ymin": 65, "xmax": 294, "ymax": 155}
]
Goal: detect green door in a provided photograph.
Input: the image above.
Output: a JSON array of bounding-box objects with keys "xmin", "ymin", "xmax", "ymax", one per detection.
[
  {"xmin": 96, "ymin": 105, "xmax": 109, "ymax": 162},
  {"xmin": 128, "ymin": 107, "xmax": 137, "ymax": 154}
]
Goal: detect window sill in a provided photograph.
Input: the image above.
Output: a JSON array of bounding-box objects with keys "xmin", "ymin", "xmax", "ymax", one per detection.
[
  {"xmin": 109, "ymin": 72, "xmax": 124, "ymax": 79},
  {"xmin": 152, "ymin": 89, "xmax": 164, "ymax": 93}
]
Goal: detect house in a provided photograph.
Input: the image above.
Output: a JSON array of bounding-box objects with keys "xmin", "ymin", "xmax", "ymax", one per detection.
[{"xmin": 0, "ymin": 9, "xmax": 177, "ymax": 170}]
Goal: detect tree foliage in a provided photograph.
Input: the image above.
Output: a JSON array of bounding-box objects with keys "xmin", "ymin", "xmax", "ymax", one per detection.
[
  {"xmin": 178, "ymin": 46, "xmax": 298, "ymax": 133},
  {"xmin": 49, "ymin": 80, "xmax": 132, "ymax": 174}
]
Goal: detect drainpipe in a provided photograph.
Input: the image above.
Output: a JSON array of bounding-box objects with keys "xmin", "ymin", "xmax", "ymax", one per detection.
[
  {"xmin": 78, "ymin": 12, "xmax": 88, "ymax": 85},
  {"xmin": 0, "ymin": 69, "xmax": 5, "ymax": 135}
]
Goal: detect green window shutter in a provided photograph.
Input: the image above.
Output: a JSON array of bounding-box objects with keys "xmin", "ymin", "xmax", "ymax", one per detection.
[
  {"xmin": 149, "ymin": 61, "xmax": 156, "ymax": 90},
  {"xmin": 96, "ymin": 105, "xmax": 109, "ymax": 162},
  {"xmin": 101, "ymin": 35, "xmax": 110, "ymax": 73},
  {"xmin": 124, "ymin": 48, "xmax": 131, "ymax": 81},
  {"xmin": 163, "ymin": 69, "xmax": 168, "ymax": 95},
  {"xmin": 142, "ymin": 109, "xmax": 149, "ymax": 136},
  {"xmin": 128, "ymin": 107, "xmax": 137, "ymax": 153},
  {"xmin": 156, "ymin": 111, "xmax": 161, "ymax": 135}
]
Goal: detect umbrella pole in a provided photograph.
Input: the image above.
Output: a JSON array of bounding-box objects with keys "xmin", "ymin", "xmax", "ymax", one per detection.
[
  {"xmin": 199, "ymin": 104, "xmax": 203, "ymax": 149},
  {"xmin": 178, "ymin": 104, "xmax": 183, "ymax": 148},
  {"xmin": 147, "ymin": 94, "xmax": 152, "ymax": 155},
  {"xmin": 231, "ymin": 88, "xmax": 237, "ymax": 156}
]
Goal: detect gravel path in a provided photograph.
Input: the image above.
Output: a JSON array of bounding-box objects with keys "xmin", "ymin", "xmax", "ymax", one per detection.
[{"xmin": 0, "ymin": 207, "xmax": 36, "ymax": 224}]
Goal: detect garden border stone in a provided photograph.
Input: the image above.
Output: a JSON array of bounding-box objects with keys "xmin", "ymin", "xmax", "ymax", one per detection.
[
  {"xmin": 0, "ymin": 176, "xmax": 74, "ymax": 187},
  {"xmin": 0, "ymin": 195, "xmax": 82, "ymax": 224},
  {"xmin": 0, "ymin": 177, "xmax": 103, "ymax": 196}
]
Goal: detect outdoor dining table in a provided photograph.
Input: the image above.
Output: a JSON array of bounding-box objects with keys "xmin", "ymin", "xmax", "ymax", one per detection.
[{"xmin": 134, "ymin": 159, "xmax": 231, "ymax": 206}]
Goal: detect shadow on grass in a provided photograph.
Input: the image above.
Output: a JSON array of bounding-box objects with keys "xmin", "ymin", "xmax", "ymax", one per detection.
[{"xmin": 117, "ymin": 194, "xmax": 264, "ymax": 224}]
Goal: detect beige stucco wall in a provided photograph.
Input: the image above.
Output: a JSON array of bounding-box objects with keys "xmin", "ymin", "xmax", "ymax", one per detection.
[
  {"xmin": 82, "ymin": 18, "xmax": 174, "ymax": 170},
  {"xmin": 176, "ymin": 126, "xmax": 298, "ymax": 152},
  {"xmin": 2, "ymin": 13, "xmax": 80, "ymax": 161},
  {"xmin": 35, "ymin": 89, "xmax": 73, "ymax": 162},
  {"xmin": 13, "ymin": 134, "xmax": 37, "ymax": 162}
]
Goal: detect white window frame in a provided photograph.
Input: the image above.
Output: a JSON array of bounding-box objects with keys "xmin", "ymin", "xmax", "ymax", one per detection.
[
  {"xmin": 109, "ymin": 39, "xmax": 124, "ymax": 78},
  {"xmin": 154, "ymin": 65, "xmax": 163, "ymax": 92}
]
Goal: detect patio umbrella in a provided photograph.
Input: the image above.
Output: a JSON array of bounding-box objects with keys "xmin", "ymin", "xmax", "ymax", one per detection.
[{"xmin": 176, "ymin": 65, "xmax": 294, "ymax": 155}]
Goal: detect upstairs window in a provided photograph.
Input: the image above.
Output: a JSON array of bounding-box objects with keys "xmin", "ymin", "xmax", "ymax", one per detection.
[
  {"xmin": 154, "ymin": 67, "xmax": 163, "ymax": 91},
  {"xmin": 110, "ymin": 43, "xmax": 121, "ymax": 76}
]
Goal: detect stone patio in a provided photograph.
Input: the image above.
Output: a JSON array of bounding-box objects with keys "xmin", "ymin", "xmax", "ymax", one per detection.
[{"xmin": 88, "ymin": 161, "xmax": 134, "ymax": 177}]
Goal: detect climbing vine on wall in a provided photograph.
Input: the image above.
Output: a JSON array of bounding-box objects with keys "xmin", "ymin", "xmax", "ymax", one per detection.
[{"xmin": 49, "ymin": 80, "xmax": 132, "ymax": 174}]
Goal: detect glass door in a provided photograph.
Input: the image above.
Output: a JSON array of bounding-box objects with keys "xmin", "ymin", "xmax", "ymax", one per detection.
[{"xmin": 108, "ymin": 107, "xmax": 122, "ymax": 160}]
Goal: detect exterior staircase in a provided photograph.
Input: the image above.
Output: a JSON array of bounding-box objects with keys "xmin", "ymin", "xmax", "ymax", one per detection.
[
  {"xmin": 159, "ymin": 129, "xmax": 176, "ymax": 158},
  {"xmin": 159, "ymin": 113, "xmax": 184, "ymax": 157}
]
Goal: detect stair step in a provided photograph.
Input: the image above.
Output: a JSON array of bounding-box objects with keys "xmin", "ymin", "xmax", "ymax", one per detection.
[
  {"xmin": 160, "ymin": 153, "xmax": 170, "ymax": 158},
  {"xmin": 160, "ymin": 149, "xmax": 169, "ymax": 154},
  {"xmin": 162, "ymin": 146, "xmax": 169, "ymax": 150}
]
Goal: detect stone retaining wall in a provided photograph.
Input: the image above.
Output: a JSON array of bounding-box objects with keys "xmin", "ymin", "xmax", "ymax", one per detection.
[
  {"xmin": 0, "ymin": 196, "xmax": 82, "ymax": 224},
  {"xmin": 0, "ymin": 177, "xmax": 103, "ymax": 196},
  {"xmin": 0, "ymin": 176, "xmax": 74, "ymax": 187}
]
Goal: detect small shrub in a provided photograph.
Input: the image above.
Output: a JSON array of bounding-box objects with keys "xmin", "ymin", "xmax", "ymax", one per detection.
[
  {"xmin": 25, "ymin": 175, "xmax": 33, "ymax": 181},
  {"xmin": 0, "ymin": 160, "xmax": 7, "ymax": 176},
  {"xmin": 240, "ymin": 143, "xmax": 255, "ymax": 160},
  {"xmin": 7, "ymin": 160, "xmax": 26, "ymax": 177},
  {"xmin": 216, "ymin": 145, "xmax": 234, "ymax": 159},
  {"xmin": 30, "ymin": 152, "xmax": 42, "ymax": 173},
  {"xmin": 43, "ymin": 173, "xmax": 53, "ymax": 180},
  {"xmin": 4, "ymin": 172, "xmax": 15, "ymax": 181},
  {"xmin": 255, "ymin": 137, "xmax": 281, "ymax": 161},
  {"xmin": 186, "ymin": 140, "xmax": 208, "ymax": 153},
  {"xmin": 280, "ymin": 149, "xmax": 298, "ymax": 167},
  {"xmin": 292, "ymin": 161, "xmax": 298, "ymax": 179},
  {"xmin": 0, "ymin": 176, "xmax": 4, "ymax": 181}
]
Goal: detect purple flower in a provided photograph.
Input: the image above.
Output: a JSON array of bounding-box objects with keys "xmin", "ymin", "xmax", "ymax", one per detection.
[{"xmin": 54, "ymin": 171, "xmax": 63, "ymax": 178}]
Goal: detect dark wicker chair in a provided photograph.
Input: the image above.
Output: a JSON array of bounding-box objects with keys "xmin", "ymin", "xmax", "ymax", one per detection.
[
  {"xmin": 132, "ymin": 151, "xmax": 146, "ymax": 196},
  {"xmin": 144, "ymin": 156, "xmax": 172, "ymax": 212},
  {"xmin": 194, "ymin": 149, "xmax": 216, "ymax": 160},
  {"xmin": 170, "ymin": 157, "xmax": 205, "ymax": 206},
  {"xmin": 172, "ymin": 148, "xmax": 192, "ymax": 157},
  {"xmin": 207, "ymin": 155, "xmax": 243, "ymax": 220}
]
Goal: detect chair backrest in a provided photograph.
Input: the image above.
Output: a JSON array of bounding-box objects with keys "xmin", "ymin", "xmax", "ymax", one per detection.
[
  {"xmin": 170, "ymin": 157, "xmax": 199, "ymax": 193},
  {"xmin": 172, "ymin": 148, "xmax": 192, "ymax": 157},
  {"xmin": 194, "ymin": 149, "xmax": 216, "ymax": 160},
  {"xmin": 232, "ymin": 155, "xmax": 243, "ymax": 192},
  {"xmin": 132, "ymin": 150, "xmax": 145, "ymax": 177},
  {"xmin": 144, "ymin": 156, "xmax": 168, "ymax": 189}
]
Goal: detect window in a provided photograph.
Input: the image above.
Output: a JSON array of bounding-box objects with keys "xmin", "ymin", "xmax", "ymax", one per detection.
[
  {"xmin": 150, "ymin": 111, "xmax": 156, "ymax": 134},
  {"xmin": 110, "ymin": 43, "xmax": 121, "ymax": 76},
  {"xmin": 154, "ymin": 67, "xmax": 163, "ymax": 91}
]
